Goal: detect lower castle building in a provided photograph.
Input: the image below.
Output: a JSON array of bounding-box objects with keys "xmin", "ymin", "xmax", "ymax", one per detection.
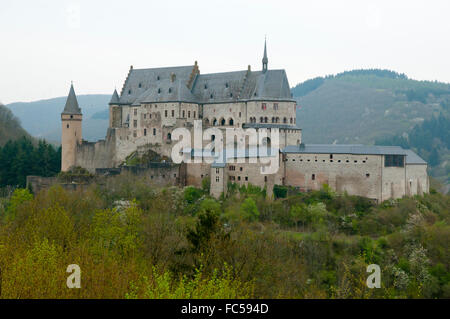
[{"xmin": 60, "ymin": 41, "xmax": 429, "ymax": 202}]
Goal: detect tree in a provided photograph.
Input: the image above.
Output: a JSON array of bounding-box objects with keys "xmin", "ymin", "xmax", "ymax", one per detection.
[{"xmin": 240, "ymin": 198, "xmax": 259, "ymax": 222}]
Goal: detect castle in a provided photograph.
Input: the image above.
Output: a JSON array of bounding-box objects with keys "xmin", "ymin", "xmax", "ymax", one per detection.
[{"xmin": 61, "ymin": 41, "xmax": 429, "ymax": 202}]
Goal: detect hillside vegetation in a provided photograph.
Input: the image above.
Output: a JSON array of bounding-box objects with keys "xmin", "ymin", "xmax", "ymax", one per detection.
[
  {"xmin": 0, "ymin": 176, "xmax": 448, "ymax": 298},
  {"xmin": 0, "ymin": 137, "xmax": 61, "ymax": 188},
  {"xmin": 0, "ymin": 104, "xmax": 31, "ymax": 146},
  {"xmin": 7, "ymin": 95, "xmax": 110, "ymax": 143},
  {"xmin": 293, "ymin": 69, "xmax": 450, "ymax": 190}
]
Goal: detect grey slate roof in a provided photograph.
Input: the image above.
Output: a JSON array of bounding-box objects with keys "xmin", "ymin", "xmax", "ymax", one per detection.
[
  {"xmin": 118, "ymin": 65, "xmax": 294, "ymax": 105},
  {"xmin": 109, "ymin": 89, "xmax": 120, "ymax": 104},
  {"xmin": 119, "ymin": 66, "xmax": 195, "ymax": 105},
  {"xmin": 404, "ymin": 149, "xmax": 427, "ymax": 164},
  {"xmin": 283, "ymin": 144, "xmax": 405, "ymax": 155},
  {"xmin": 62, "ymin": 84, "xmax": 82, "ymax": 115},
  {"xmin": 243, "ymin": 123, "xmax": 301, "ymax": 130},
  {"xmin": 282, "ymin": 144, "xmax": 427, "ymax": 164}
]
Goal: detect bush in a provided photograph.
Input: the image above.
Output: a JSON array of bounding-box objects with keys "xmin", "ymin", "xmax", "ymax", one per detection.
[{"xmin": 240, "ymin": 198, "xmax": 260, "ymax": 222}]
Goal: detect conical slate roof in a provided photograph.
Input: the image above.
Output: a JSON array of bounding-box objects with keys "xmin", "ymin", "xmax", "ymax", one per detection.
[
  {"xmin": 109, "ymin": 89, "xmax": 120, "ymax": 104},
  {"xmin": 62, "ymin": 83, "xmax": 82, "ymax": 115},
  {"xmin": 262, "ymin": 39, "xmax": 268, "ymax": 65}
]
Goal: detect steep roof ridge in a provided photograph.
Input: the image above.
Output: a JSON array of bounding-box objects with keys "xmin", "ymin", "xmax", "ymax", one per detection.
[
  {"xmin": 237, "ymin": 65, "xmax": 251, "ymax": 99},
  {"xmin": 120, "ymin": 65, "xmax": 133, "ymax": 97},
  {"xmin": 62, "ymin": 83, "xmax": 82, "ymax": 115}
]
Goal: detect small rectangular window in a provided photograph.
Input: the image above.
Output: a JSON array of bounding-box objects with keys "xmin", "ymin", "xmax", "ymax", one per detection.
[
  {"xmin": 312, "ymin": 174, "xmax": 315, "ymax": 180},
  {"xmin": 144, "ymin": 128, "xmax": 147, "ymax": 136},
  {"xmin": 172, "ymin": 110, "xmax": 175, "ymax": 117},
  {"xmin": 385, "ymin": 155, "xmax": 404, "ymax": 167}
]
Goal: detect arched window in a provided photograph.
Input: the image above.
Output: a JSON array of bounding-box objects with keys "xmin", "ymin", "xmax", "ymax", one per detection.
[
  {"xmin": 167, "ymin": 133, "xmax": 172, "ymax": 141},
  {"xmin": 262, "ymin": 137, "xmax": 271, "ymax": 147},
  {"xmin": 213, "ymin": 118, "xmax": 217, "ymax": 126},
  {"xmin": 283, "ymin": 117, "xmax": 287, "ymax": 123},
  {"xmin": 271, "ymin": 117, "xmax": 275, "ymax": 123},
  {"xmin": 264, "ymin": 117, "xmax": 268, "ymax": 123},
  {"xmin": 290, "ymin": 118, "xmax": 293, "ymax": 124},
  {"xmin": 276, "ymin": 117, "xmax": 280, "ymax": 123},
  {"xmin": 220, "ymin": 118, "xmax": 226, "ymax": 126},
  {"xmin": 260, "ymin": 117, "xmax": 264, "ymax": 123},
  {"xmin": 229, "ymin": 118, "xmax": 234, "ymax": 125},
  {"xmin": 205, "ymin": 118, "xmax": 210, "ymax": 125}
]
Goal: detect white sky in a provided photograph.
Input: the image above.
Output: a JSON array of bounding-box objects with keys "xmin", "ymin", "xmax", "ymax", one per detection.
[{"xmin": 1, "ymin": 0, "xmax": 449, "ymax": 104}]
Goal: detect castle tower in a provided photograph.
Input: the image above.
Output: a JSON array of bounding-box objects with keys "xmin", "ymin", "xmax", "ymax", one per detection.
[
  {"xmin": 262, "ymin": 38, "xmax": 268, "ymax": 73},
  {"xmin": 61, "ymin": 83, "xmax": 82, "ymax": 171},
  {"xmin": 109, "ymin": 88, "xmax": 121, "ymax": 128}
]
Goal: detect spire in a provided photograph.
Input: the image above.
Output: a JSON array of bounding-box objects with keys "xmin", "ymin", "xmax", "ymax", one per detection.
[
  {"xmin": 262, "ymin": 37, "xmax": 268, "ymax": 73},
  {"xmin": 109, "ymin": 88, "xmax": 120, "ymax": 104},
  {"xmin": 62, "ymin": 83, "xmax": 82, "ymax": 115}
]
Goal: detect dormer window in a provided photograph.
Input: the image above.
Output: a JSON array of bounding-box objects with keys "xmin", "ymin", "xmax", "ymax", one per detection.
[
  {"xmin": 204, "ymin": 84, "xmax": 207, "ymax": 89},
  {"xmin": 158, "ymin": 88, "xmax": 161, "ymax": 94},
  {"xmin": 138, "ymin": 83, "xmax": 142, "ymax": 88},
  {"xmin": 157, "ymin": 76, "xmax": 160, "ymax": 80},
  {"xmin": 168, "ymin": 88, "xmax": 172, "ymax": 93},
  {"xmin": 128, "ymin": 89, "xmax": 131, "ymax": 95}
]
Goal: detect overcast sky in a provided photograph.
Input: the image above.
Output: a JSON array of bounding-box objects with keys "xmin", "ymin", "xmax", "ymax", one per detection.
[{"xmin": 1, "ymin": 0, "xmax": 449, "ymax": 104}]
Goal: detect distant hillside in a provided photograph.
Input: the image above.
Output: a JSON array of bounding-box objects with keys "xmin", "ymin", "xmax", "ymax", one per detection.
[
  {"xmin": 0, "ymin": 103, "xmax": 31, "ymax": 146},
  {"xmin": 7, "ymin": 95, "xmax": 110, "ymax": 143},
  {"xmin": 292, "ymin": 69, "xmax": 450, "ymax": 190}
]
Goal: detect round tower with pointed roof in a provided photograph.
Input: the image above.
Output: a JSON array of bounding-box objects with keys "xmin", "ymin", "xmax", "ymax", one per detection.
[{"xmin": 61, "ymin": 83, "xmax": 83, "ymax": 171}]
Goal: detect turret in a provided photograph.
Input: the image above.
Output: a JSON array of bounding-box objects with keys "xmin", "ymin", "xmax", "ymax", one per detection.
[
  {"xmin": 61, "ymin": 83, "xmax": 82, "ymax": 171},
  {"xmin": 262, "ymin": 38, "xmax": 268, "ymax": 73},
  {"xmin": 109, "ymin": 88, "xmax": 122, "ymax": 128}
]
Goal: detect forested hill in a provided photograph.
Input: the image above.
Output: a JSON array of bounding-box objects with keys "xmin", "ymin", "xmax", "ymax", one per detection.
[
  {"xmin": 293, "ymin": 69, "xmax": 450, "ymax": 145},
  {"xmin": 292, "ymin": 69, "xmax": 450, "ymax": 191},
  {"xmin": 0, "ymin": 103, "xmax": 31, "ymax": 146},
  {"xmin": 7, "ymin": 94, "xmax": 110, "ymax": 143}
]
